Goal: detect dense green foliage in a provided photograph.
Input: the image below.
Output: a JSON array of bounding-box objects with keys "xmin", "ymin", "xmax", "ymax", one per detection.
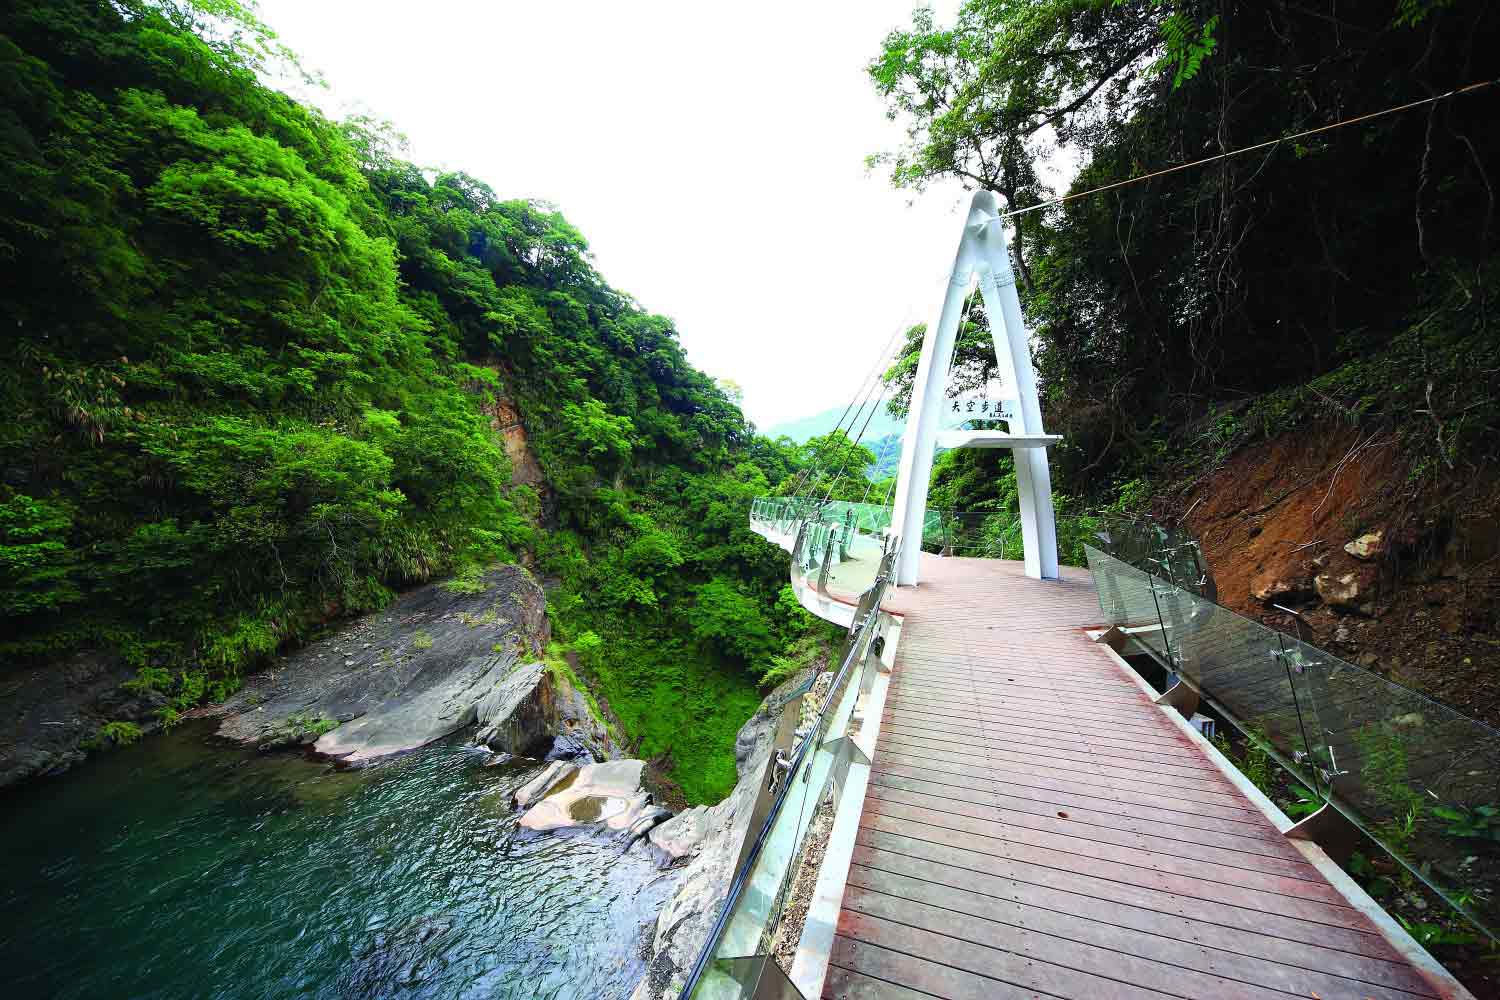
[
  {"xmin": 872, "ymin": 0, "xmax": 1499, "ymax": 502},
  {"xmin": 0, "ymin": 0, "xmax": 822, "ymax": 803}
]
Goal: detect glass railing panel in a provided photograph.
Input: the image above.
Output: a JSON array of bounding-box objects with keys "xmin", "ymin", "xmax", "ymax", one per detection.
[
  {"xmin": 697, "ymin": 956, "xmax": 801, "ymax": 1000},
  {"xmin": 714, "ymin": 741, "xmax": 815, "ymax": 952},
  {"xmin": 1089, "ymin": 520, "xmax": 1500, "ymax": 939},
  {"xmin": 688, "ymin": 570, "xmax": 893, "ymax": 1000},
  {"xmin": 1278, "ymin": 632, "xmax": 1500, "ymax": 932},
  {"xmin": 937, "ymin": 511, "xmax": 1021, "ymax": 558},
  {"xmin": 1083, "ymin": 545, "xmax": 1166, "ymax": 630},
  {"xmin": 1171, "ymin": 590, "xmax": 1308, "ymax": 756},
  {"xmin": 1084, "ymin": 543, "xmax": 1322, "ymax": 795},
  {"xmin": 1093, "ymin": 516, "xmax": 1216, "ymax": 600}
]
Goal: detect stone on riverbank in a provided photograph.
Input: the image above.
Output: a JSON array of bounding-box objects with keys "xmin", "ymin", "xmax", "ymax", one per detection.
[
  {"xmin": 519, "ymin": 759, "xmax": 668, "ymax": 835},
  {"xmin": 515, "ymin": 760, "xmax": 577, "ymax": 809}
]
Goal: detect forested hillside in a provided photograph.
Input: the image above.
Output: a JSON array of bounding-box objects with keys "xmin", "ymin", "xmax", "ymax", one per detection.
[{"xmin": 0, "ymin": 0, "xmax": 819, "ymax": 803}]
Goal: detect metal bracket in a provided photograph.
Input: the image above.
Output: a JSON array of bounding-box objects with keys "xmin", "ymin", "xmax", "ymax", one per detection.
[
  {"xmin": 1155, "ymin": 678, "xmax": 1200, "ymax": 719},
  {"xmin": 1093, "ymin": 625, "xmax": 1128, "ymax": 651},
  {"xmin": 1286, "ymin": 799, "xmax": 1362, "ymax": 865},
  {"xmin": 816, "ymin": 538, "xmax": 835, "ymax": 596}
]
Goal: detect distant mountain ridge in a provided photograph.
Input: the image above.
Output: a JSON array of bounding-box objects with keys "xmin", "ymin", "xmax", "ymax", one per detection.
[{"xmin": 763, "ymin": 404, "xmax": 906, "ymax": 445}]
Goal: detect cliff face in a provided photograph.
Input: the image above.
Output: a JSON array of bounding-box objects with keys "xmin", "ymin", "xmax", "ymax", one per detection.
[
  {"xmin": 0, "ymin": 564, "xmax": 608, "ymax": 792},
  {"xmin": 0, "ymin": 370, "xmax": 568, "ymax": 791},
  {"xmin": 1165, "ymin": 425, "xmax": 1500, "ymax": 727}
]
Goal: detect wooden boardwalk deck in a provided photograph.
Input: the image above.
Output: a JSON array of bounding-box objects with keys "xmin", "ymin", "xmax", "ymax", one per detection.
[{"xmin": 823, "ymin": 555, "xmax": 1453, "ymax": 1000}]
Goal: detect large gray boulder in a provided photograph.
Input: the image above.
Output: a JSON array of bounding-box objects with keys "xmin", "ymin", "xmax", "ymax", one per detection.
[
  {"xmin": 514, "ymin": 760, "xmax": 578, "ymax": 809},
  {"xmin": 216, "ymin": 566, "xmax": 549, "ymax": 763},
  {"xmin": 647, "ymin": 806, "xmax": 712, "ymax": 863}
]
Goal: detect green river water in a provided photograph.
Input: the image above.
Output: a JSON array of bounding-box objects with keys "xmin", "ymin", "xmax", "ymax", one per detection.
[{"xmin": 0, "ymin": 723, "xmax": 679, "ymax": 999}]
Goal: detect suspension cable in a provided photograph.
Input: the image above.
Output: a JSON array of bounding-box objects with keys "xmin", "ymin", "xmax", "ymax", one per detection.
[
  {"xmin": 998, "ymin": 78, "xmax": 1498, "ymax": 222},
  {"xmin": 786, "ymin": 315, "xmax": 914, "ymax": 503}
]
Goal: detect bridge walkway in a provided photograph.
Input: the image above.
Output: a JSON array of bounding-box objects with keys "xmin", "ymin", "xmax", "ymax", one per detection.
[{"xmin": 824, "ymin": 555, "xmax": 1453, "ymax": 1000}]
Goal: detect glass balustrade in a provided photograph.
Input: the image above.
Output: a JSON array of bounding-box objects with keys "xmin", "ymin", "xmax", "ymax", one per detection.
[
  {"xmin": 757, "ymin": 495, "xmax": 1103, "ymax": 573},
  {"xmin": 1086, "ymin": 521, "xmax": 1500, "ymax": 941},
  {"xmin": 684, "ymin": 548, "xmax": 896, "ymax": 1000}
]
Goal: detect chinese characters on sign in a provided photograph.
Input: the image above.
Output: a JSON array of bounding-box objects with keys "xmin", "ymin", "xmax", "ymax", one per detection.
[{"xmin": 945, "ymin": 397, "xmax": 1016, "ymax": 424}]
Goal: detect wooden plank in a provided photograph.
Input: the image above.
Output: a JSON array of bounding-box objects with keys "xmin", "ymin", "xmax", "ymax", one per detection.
[
  {"xmin": 842, "ymin": 883, "xmax": 1299, "ymax": 1000},
  {"xmin": 860, "ymin": 805, "xmax": 1345, "ymax": 904},
  {"xmin": 871, "ymin": 759, "xmax": 1266, "ymax": 825},
  {"xmin": 877, "ymin": 730, "xmax": 1233, "ymax": 785},
  {"xmin": 837, "ymin": 910, "xmax": 1178, "ymax": 999},
  {"xmin": 821, "ymin": 965, "xmax": 952, "ymax": 1000},
  {"xmin": 884, "ymin": 689, "xmax": 1170, "ymax": 729},
  {"xmin": 860, "ymin": 811, "xmax": 1377, "ymax": 937},
  {"xmin": 861, "ymin": 794, "xmax": 1320, "ymax": 882},
  {"xmin": 878, "ymin": 724, "xmax": 1211, "ymax": 774},
  {"xmin": 867, "ymin": 768, "xmax": 1281, "ymax": 841},
  {"xmin": 880, "ymin": 713, "xmax": 1203, "ymax": 757},
  {"xmin": 863, "ymin": 781, "xmax": 1313, "ymax": 866},
  {"xmin": 850, "ymin": 850, "xmax": 1434, "ymax": 996},
  {"xmin": 854, "ymin": 829, "xmax": 1402, "ymax": 964},
  {"xmin": 823, "ymin": 555, "xmax": 1439, "ymax": 1000},
  {"xmin": 870, "ymin": 749, "xmax": 1252, "ymax": 810},
  {"xmin": 883, "ymin": 700, "xmax": 1179, "ymax": 742},
  {"xmin": 874, "ymin": 735, "xmax": 1237, "ymax": 795},
  {"xmin": 825, "ymin": 937, "xmax": 1040, "ymax": 1000}
]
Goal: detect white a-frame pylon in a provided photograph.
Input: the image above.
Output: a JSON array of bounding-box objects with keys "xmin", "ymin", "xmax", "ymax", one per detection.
[{"xmin": 889, "ymin": 190, "xmax": 1061, "ymax": 585}]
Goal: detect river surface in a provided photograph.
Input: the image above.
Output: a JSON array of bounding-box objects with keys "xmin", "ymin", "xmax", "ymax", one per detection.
[{"xmin": 0, "ymin": 724, "xmax": 678, "ymax": 1000}]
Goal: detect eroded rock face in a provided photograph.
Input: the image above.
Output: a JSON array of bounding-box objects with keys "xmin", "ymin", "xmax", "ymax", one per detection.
[
  {"xmin": 215, "ymin": 566, "xmax": 548, "ymax": 763},
  {"xmin": 472, "ymin": 661, "xmax": 553, "ymax": 756}
]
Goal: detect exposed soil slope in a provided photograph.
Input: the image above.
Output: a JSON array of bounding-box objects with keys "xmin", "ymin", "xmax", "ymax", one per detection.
[{"xmin": 1166, "ymin": 425, "xmax": 1500, "ymax": 728}]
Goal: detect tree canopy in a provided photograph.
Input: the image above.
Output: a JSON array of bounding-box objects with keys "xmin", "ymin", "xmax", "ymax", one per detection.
[{"xmin": 873, "ymin": 0, "xmax": 1499, "ymax": 495}]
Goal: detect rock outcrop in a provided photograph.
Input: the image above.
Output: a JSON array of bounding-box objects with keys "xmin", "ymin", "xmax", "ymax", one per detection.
[
  {"xmin": 216, "ymin": 566, "xmax": 553, "ymax": 763},
  {"xmin": 518, "ymin": 759, "xmax": 670, "ymax": 836},
  {"xmin": 647, "ymin": 806, "xmax": 712, "ymax": 862},
  {"xmin": 0, "ymin": 651, "xmax": 168, "ymax": 789},
  {"xmin": 514, "ymin": 760, "xmax": 578, "ymax": 809}
]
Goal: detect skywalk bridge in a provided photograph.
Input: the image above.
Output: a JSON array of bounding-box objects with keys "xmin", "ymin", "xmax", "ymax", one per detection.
[{"xmin": 677, "ymin": 193, "xmax": 1495, "ymax": 1000}]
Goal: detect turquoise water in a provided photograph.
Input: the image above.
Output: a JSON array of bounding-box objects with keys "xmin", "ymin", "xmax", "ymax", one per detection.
[{"xmin": 0, "ymin": 725, "xmax": 677, "ymax": 999}]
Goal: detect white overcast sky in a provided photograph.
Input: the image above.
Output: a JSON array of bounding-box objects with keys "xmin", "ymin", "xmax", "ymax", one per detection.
[{"xmin": 255, "ymin": 0, "xmax": 971, "ymax": 429}]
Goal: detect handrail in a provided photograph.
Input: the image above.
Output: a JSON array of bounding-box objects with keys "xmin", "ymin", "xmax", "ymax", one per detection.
[{"xmin": 679, "ymin": 502, "xmax": 898, "ymax": 998}]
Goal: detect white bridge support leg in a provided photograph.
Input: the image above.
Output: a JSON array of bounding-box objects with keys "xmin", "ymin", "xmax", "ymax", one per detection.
[{"xmin": 891, "ymin": 190, "xmax": 1059, "ymax": 585}]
